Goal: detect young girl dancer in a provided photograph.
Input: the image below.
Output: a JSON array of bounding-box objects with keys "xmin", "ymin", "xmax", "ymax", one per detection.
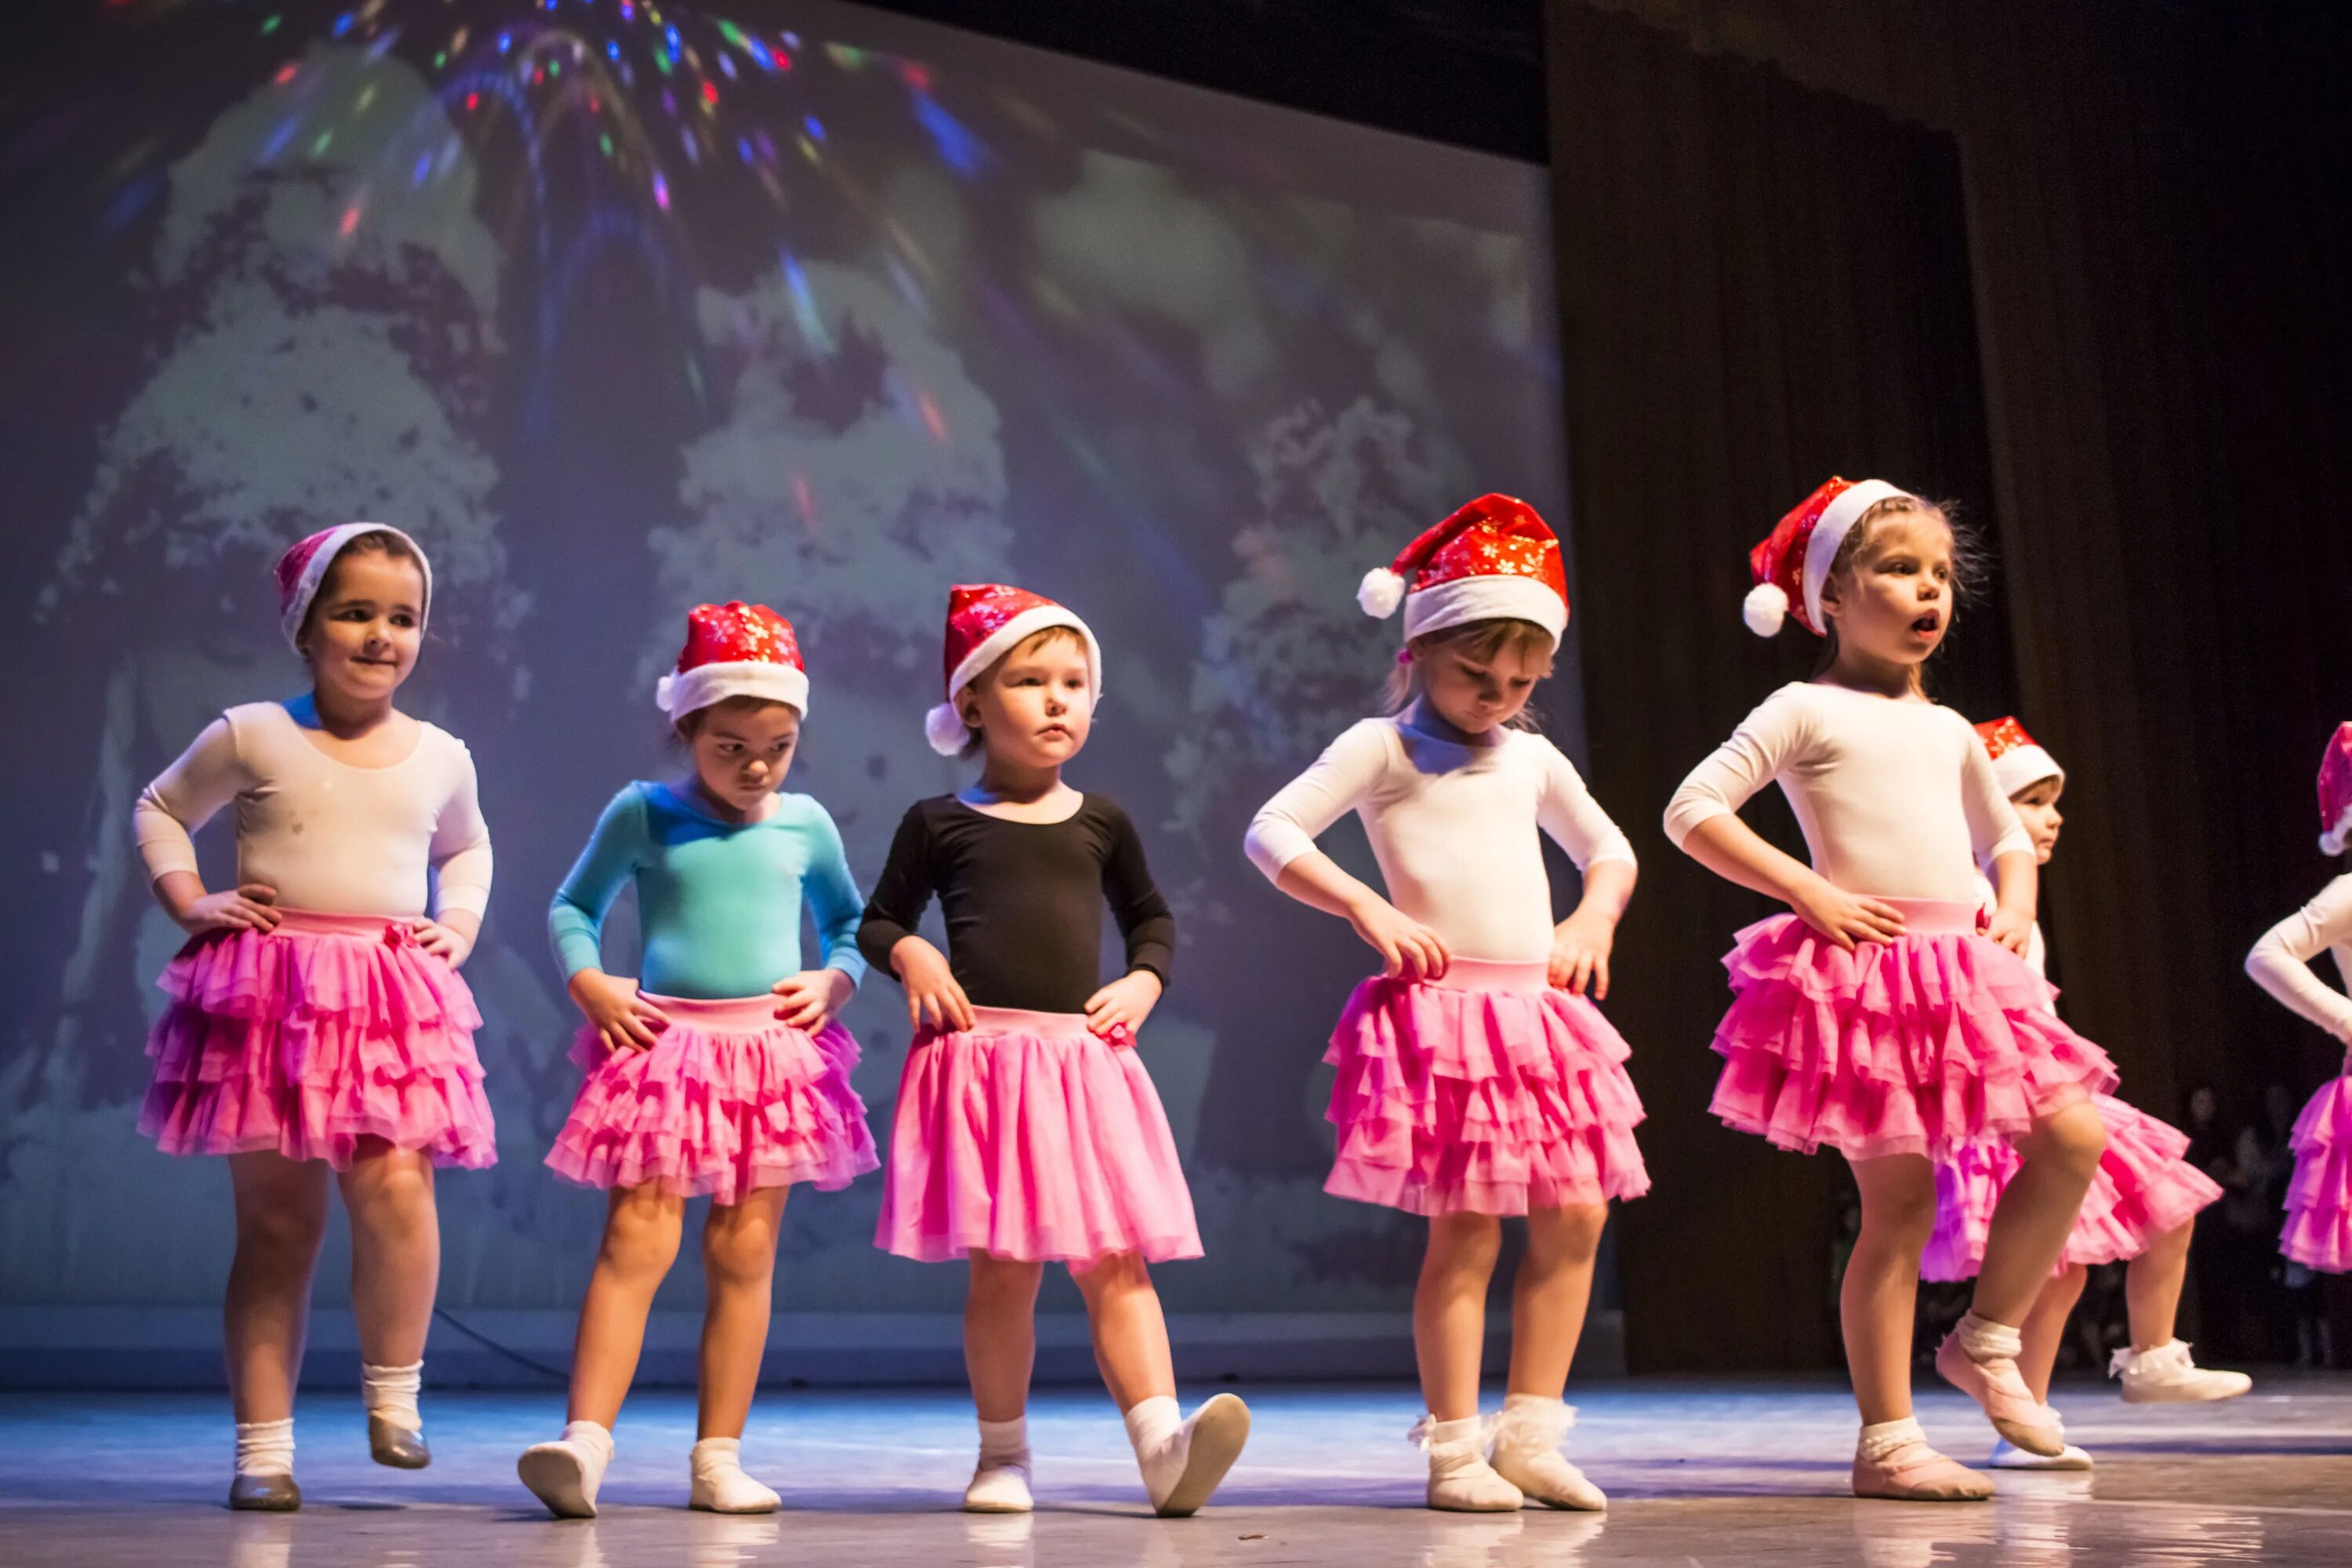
[
  {"xmin": 517, "ymin": 603, "xmax": 877, "ymax": 1518},
  {"xmin": 859, "ymin": 583, "xmax": 1248, "ymax": 1518},
  {"xmin": 1666, "ymin": 478, "xmax": 2117, "ymax": 1501},
  {"xmin": 2244, "ymin": 721, "xmax": 2352, "ymax": 1277},
  {"xmin": 1921, "ymin": 718, "xmax": 2246, "ymax": 1472},
  {"xmin": 135, "ymin": 524, "xmax": 495, "ymax": 1510},
  {"xmin": 1244, "ymin": 495, "xmax": 1645, "ymax": 1513}
]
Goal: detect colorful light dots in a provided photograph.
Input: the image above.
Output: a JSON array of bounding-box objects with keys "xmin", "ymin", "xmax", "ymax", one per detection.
[
  {"xmin": 339, "ymin": 204, "xmax": 361, "ymax": 237},
  {"xmin": 917, "ymin": 391, "xmax": 948, "ymax": 442},
  {"xmin": 803, "ymin": 114, "xmax": 825, "ymax": 142},
  {"xmin": 310, "ymin": 130, "xmax": 334, "ymax": 157},
  {"xmin": 652, "ymin": 171, "xmax": 670, "ymax": 209},
  {"xmin": 599, "ymin": 132, "xmax": 614, "ymax": 158},
  {"xmin": 606, "ymin": 41, "xmax": 620, "ymax": 61},
  {"xmin": 465, "ymin": 91, "xmax": 480, "ymax": 111},
  {"xmin": 260, "ymin": 15, "xmax": 281, "ymax": 35},
  {"xmin": 718, "ymin": 53, "xmax": 738, "ymax": 80},
  {"xmin": 273, "ymin": 62, "xmax": 299, "ymax": 85},
  {"xmin": 332, "ymin": 13, "xmax": 354, "ymax": 38},
  {"xmin": 701, "ymin": 80, "xmax": 718, "ymax": 107}
]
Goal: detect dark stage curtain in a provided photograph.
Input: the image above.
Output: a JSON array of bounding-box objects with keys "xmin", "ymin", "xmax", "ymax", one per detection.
[{"xmin": 1546, "ymin": 0, "xmax": 2352, "ymax": 1370}]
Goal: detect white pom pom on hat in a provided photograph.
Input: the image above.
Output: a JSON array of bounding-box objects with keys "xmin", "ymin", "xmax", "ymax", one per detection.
[
  {"xmin": 1357, "ymin": 567, "xmax": 1406, "ymax": 619},
  {"xmin": 1742, "ymin": 582, "xmax": 1789, "ymax": 637},
  {"xmin": 925, "ymin": 700, "xmax": 971, "ymax": 757}
]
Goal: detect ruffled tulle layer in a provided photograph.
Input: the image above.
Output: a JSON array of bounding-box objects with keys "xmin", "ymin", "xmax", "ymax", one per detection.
[
  {"xmin": 138, "ymin": 913, "xmax": 495, "ymax": 1169},
  {"xmin": 546, "ymin": 994, "xmax": 877, "ymax": 1204},
  {"xmin": 1708, "ymin": 910, "xmax": 2118, "ymax": 1163},
  {"xmin": 1323, "ymin": 961, "xmax": 1648, "ymax": 1216},
  {"xmin": 1922, "ymin": 1092, "xmax": 2221, "ymax": 1280},
  {"xmin": 877, "ymin": 1008, "xmax": 1200, "ymax": 1267},
  {"xmin": 2282, "ymin": 1075, "xmax": 2352, "ymax": 1273}
]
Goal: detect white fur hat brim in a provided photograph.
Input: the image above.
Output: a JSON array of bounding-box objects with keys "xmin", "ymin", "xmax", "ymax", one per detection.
[
  {"xmin": 657, "ymin": 660, "xmax": 809, "ymax": 718},
  {"xmin": 1400, "ymin": 575, "xmax": 1566, "ymax": 644},
  {"xmin": 1991, "ymin": 744, "xmax": 2063, "ymax": 798}
]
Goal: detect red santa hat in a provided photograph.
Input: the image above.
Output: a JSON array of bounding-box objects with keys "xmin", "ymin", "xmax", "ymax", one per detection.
[
  {"xmin": 2318, "ymin": 723, "xmax": 2352, "ymax": 857},
  {"xmin": 1974, "ymin": 716, "xmax": 2063, "ymax": 798},
  {"xmin": 1742, "ymin": 477, "xmax": 1918, "ymax": 637},
  {"xmin": 1356, "ymin": 493, "xmax": 1570, "ymax": 644},
  {"xmin": 656, "ymin": 601, "xmax": 809, "ymax": 717},
  {"xmin": 925, "ymin": 583, "xmax": 1102, "ymax": 756},
  {"xmin": 274, "ymin": 522, "xmax": 433, "ymax": 650}
]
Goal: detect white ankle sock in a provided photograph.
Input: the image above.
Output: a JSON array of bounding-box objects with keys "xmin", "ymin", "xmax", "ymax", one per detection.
[
  {"xmin": 235, "ymin": 1417, "xmax": 296, "ymax": 1479},
  {"xmin": 1955, "ymin": 1312, "xmax": 2022, "ymax": 1361},
  {"xmin": 563, "ymin": 1419, "xmax": 615, "ymax": 1464},
  {"xmin": 691, "ymin": 1436, "xmax": 780, "ymax": 1512},
  {"xmin": 1123, "ymin": 1395, "xmax": 1183, "ymax": 1459},
  {"xmin": 1496, "ymin": 1393, "xmax": 1572, "ymax": 1443},
  {"xmin": 1857, "ymin": 1417, "xmax": 1926, "ymax": 1462},
  {"xmin": 361, "ymin": 1360, "xmax": 424, "ymax": 1432},
  {"xmin": 978, "ymin": 1415, "xmax": 1029, "ymax": 1466}
]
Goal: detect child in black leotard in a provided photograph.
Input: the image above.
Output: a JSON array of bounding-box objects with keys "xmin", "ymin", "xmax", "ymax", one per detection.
[{"xmin": 860, "ymin": 583, "xmax": 1249, "ymax": 1518}]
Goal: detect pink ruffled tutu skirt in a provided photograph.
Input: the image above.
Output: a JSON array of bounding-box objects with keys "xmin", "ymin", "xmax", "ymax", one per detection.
[
  {"xmin": 546, "ymin": 993, "xmax": 877, "ymax": 1204},
  {"xmin": 1708, "ymin": 902, "xmax": 2117, "ymax": 1163},
  {"xmin": 1323, "ymin": 959, "xmax": 1648, "ymax": 1216},
  {"xmin": 139, "ymin": 909, "xmax": 495, "ymax": 1169},
  {"xmin": 1921, "ymin": 1092, "xmax": 2221, "ymax": 1281},
  {"xmin": 2281, "ymin": 1075, "xmax": 2352, "ymax": 1272},
  {"xmin": 877, "ymin": 1007, "xmax": 1200, "ymax": 1266}
]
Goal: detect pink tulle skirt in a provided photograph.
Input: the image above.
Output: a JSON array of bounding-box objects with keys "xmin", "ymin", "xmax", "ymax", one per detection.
[
  {"xmin": 546, "ymin": 993, "xmax": 878, "ymax": 1204},
  {"xmin": 877, "ymin": 1007, "xmax": 1201, "ymax": 1266},
  {"xmin": 139, "ymin": 909, "xmax": 495, "ymax": 1169},
  {"xmin": 2282, "ymin": 1075, "xmax": 2352, "ymax": 1272},
  {"xmin": 1921, "ymin": 1092, "xmax": 2221, "ymax": 1281},
  {"xmin": 1324, "ymin": 959, "xmax": 1648, "ymax": 1216},
  {"xmin": 1708, "ymin": 902, "xmax": 2117, "ymax": 1163}
]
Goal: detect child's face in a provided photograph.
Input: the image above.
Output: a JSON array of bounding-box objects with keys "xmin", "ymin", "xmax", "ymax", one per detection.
[
  {"xmin": 1419, "ymin": 635, "xmax": 1551, "ymax": 736},
  {"xmin": 964, "ymin": 633, "xmax": 1092, "ymax": 770},
  {"xmin": 1821, "ymin": 513, "xmax": 1955, "ymax": 670},
  {"xmin": 306, "ymin": 550, "xmax": 424, "ymax": 704},
  {"xmin": 2009, "ymin": 776, "xmax": 2064, "ymax": 864},
  {"xmin": 687, "ymin": 702, "xmax": 800, "ymax": 813}
]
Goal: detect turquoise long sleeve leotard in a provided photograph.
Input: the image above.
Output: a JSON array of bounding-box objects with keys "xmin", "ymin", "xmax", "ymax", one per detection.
[{"xmin": 550, "ymin": 781, "xmax": 868, "ymax": 1000}]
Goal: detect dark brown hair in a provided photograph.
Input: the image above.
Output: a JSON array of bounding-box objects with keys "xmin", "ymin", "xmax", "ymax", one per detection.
[{"xmin": 296, "ymin": 529, "xmax": 427, "ymax": 655}]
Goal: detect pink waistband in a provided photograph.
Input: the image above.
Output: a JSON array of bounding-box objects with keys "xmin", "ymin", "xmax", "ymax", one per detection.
[
  {"xmin": 265, "ymin": 909, "xmax": 422, "ymax": 939},
  {"xmin": 1868, "ymin": 898, "xmax": 1987, "ymax": 935},
  {"xmin": 637, "ymin": 993, "xmax": 787, "ymax": 1031},
  {"xmin": 925, "ymin": 1005, "xmax": 1095, "ymax": 1041},
  {"xmin": 1416, "ymin": 958, "xmax": 1551, "ymax": 993}
]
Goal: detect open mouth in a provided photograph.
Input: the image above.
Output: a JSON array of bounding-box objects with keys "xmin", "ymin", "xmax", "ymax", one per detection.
[{"xmin": 1910, "ymin": 612, "xmax": 1942, "ymax": 636}]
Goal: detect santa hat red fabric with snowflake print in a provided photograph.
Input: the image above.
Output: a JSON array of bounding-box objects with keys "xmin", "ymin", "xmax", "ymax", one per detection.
[
  {"xmin": 656, "ymin": 601, "xmax": 809, "ymax": 717},
  {"xmin": 1742, "ymin": 477, "xmax": 1918, "ymax": 637},
  {"xmin": 273, "ymin": 522, "xmax": 433, "ymax": 651},
  {"xmin": 2318, "ymin": 723, "xmax": 2352, "ymax": 857},
  {"xmin": 1356, "ymin": 493, "xmax": 1570, "ymax": 644},
  {"xmin": 924, "ymin": 583, "xmax": 1102, "ymax": 756},
  {"xmin": 1975, "ymin": 716, "xmax": 2063, "ymax": 799}
]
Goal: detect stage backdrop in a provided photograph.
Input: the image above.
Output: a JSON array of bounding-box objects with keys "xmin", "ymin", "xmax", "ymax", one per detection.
[{"xmin": 0, "ymin": 1, "xmax": 1588, "ymax": 1379}]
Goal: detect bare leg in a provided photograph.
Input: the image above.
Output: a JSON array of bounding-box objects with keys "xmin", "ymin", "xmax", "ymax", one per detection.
[
  {"xmin": 2125, "ymin": 1221, "xmax": 2192, "ymax": 1351},
  {"xmin": 696, "ymin": 1187, "xmax": 789, "ymax": 1439},
  {"xmin": 1843, "ymin": 1154, "xmax": 1939, "ymax": 1425},
  {"xmin": 1973, "ymin": 1102, "xmax": 2106, "ymax": 1326},
  {"xmin": 2019, "ymin": 1265, "xmax": 2088, "ymax": 1403},
  {"xmin": 1505, "ymin": 1203, "xmax": 1608, "ymax": 1399},
  {"xmin": 1416, "ymin": 1213, "xmax": 1504, "ymax": 1422},
  {"xmin": 964, "ymin": 1254, "xmax": 1044, "ymax": 1423},
  {"xmin": 225, "ymin": 1152, "xmax": 332, "ymax": 1423},
  {"xmin": 566, "ymin": 1185, "xmax": 686, "ymax": 1428},
  {"xmin": 1070, "ymin": 1250, "xmax": 1176, "ymax": 1410},
  {"xmin": 338, "ymin": 1142, "xmax": 439, "ymax": 1370}
]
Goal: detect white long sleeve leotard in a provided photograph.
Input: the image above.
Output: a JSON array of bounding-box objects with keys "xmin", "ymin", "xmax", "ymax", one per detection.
[
  {"xmin": 1664, "ymin": 682, "xmax": 2030, "ymax": 902},
  {"xmin": 134, "ymin": 702, "xmax": 492, "ymax": 920},
  {"xmin": 1244, "ymin": 717, "xmax": 1635, "ymax": 964},
  {"xmin": 2245, "ymin": 873, "xmax": 2352, "ymax": 1046}
]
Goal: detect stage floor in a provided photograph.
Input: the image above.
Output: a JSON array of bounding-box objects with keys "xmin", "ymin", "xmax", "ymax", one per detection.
[{"xmin": 4, "ymin": 1377, "xmax": 2348, "ymax": 1564}]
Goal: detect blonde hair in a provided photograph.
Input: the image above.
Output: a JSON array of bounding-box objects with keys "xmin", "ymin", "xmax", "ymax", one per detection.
[
  {"xmin": 1383, "ymin": 617, "xmax": 1558, "ymax": 731},
  {"xmin": 1813, "ymin": 495, "xmax": 1980, "ymax": 692},
  {"xmin": 954, "ymin": 623, "xmax": 1091, "ymax": 759}
]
